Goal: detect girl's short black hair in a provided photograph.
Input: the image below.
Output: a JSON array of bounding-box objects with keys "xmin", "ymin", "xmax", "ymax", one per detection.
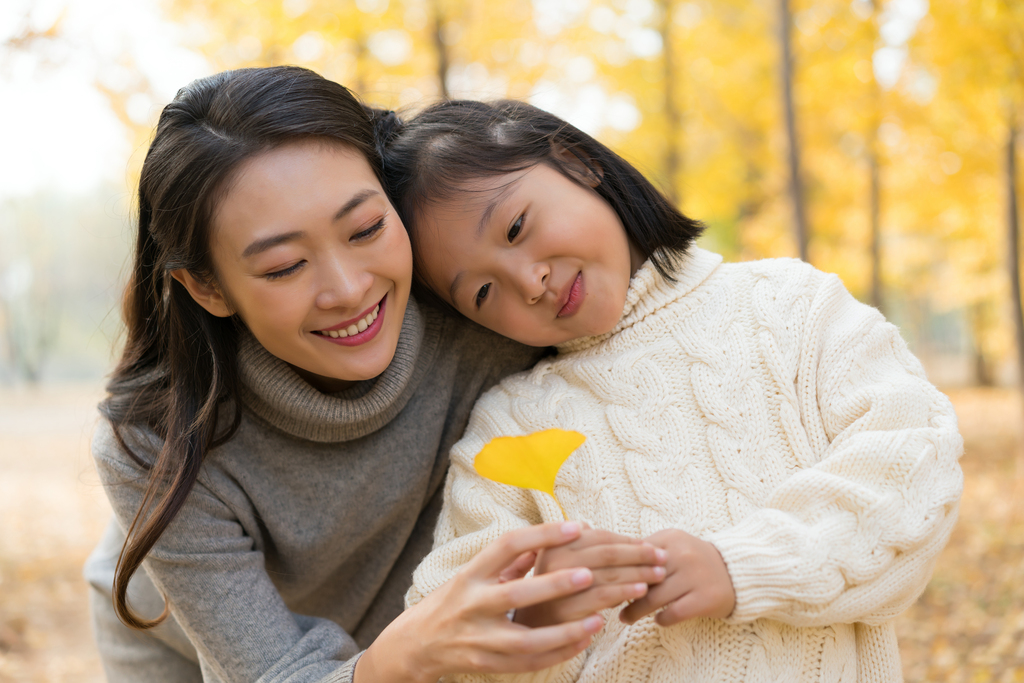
[{"xmin": 381, "ymin": 99, "xmax": 704, "ymax": 282}]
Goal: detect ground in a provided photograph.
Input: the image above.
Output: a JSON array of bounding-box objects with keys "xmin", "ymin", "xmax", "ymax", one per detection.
[{"xmin": 0, "ymin": 384, "xmax": 1021, "ymax": 682}]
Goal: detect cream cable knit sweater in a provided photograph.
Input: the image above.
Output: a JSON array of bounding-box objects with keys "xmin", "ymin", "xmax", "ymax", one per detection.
[{"xmin": 407, "ymin": 248, "xmax": 963, "ymax": 683}]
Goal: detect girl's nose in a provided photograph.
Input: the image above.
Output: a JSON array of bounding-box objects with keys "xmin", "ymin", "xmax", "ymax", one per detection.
[
  {"xmin": 514, "ymin": 261, "xmax": 550, "ymax": 304},
  {"xmin": 314, "ymin": 255, "xmax": 373, "ymax": 310}
]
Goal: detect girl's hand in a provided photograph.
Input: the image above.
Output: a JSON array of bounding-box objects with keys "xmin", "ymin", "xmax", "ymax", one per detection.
[
  {"xmin": 618, "ymin": 529, "xmax": 735, "ymax": 627},
  {"xmin": 514, "ymin": 527, "xmax": 667, "ymax": 628},
  {"xmin": 356, "ymin": 522, "xmax": 606, "ymax": 683}
]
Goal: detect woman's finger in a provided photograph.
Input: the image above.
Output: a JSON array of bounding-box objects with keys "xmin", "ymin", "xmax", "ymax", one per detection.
[
  {"xmin": 485, "ymin": 566, "xmax": 597, "ymax": 613},
  {"xmin": 535, "ymin": 581, "xmax": 651, "ymax": 622},
  {"xmin": 492, "ymin": 614, "xmax": 604, "ymax": 660},
  {"xmin": 468, "ymin": 522, "xmax": 582, "ymax": 578}
]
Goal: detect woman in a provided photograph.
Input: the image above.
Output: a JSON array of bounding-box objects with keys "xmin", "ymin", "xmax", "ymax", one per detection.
[{"xmin": 83, "ymin": 66, "xmax": 664, "ymax": 683}]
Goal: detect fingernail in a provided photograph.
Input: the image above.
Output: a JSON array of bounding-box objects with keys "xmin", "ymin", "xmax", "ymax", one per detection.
[
  {"xmin": 653, "ymin": 566, "xmax": 666, "ymax": 579},
  {"xmin": 633, "ymin": 582, "xmax": 648, "ymax": 595},
  {"xmin": 583, "ymin": 615, "xmax": 603, "ymax": 632},
  {"xmin": 571, "ymin": 568, "xmax": 591, "ymax": 586},
  {"xmin": 562, "ymin": 522, "xmax": 581, "ymax": 536},
  {"xmin": 655, "ymin": 549, "xmax": 668, "ymax": 563}
]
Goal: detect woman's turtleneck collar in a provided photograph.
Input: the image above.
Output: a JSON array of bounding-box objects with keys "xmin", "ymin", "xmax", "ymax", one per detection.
[
  {"xmin": 236, "ymin": 296, "xmax": 442, "ymax": 443},
  {"xmin": 556, "ymin": 246, "xmax": 723, "ymax": 356}
]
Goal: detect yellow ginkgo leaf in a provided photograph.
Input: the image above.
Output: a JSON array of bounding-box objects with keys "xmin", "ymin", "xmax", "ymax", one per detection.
[{"xmin": 473, "ymin": 429, "xmax": 586, "ymax": 519}]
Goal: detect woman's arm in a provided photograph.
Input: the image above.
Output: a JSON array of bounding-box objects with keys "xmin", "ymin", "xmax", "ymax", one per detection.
[{"xmin": 356, "ymin": 522, "xmax": 605, "ymax": 683}]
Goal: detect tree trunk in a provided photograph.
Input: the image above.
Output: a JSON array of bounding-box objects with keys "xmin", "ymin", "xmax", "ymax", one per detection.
[
  {"xmin": 660, "ymin": 0, "xmax": 681, "ymax": 204},
  {"xmin": 868, "ymin": 0, "xmax": 883, "ymax": 312},
  {"xmin": 779, "ymin": 0, "xmax": 809, "ymax": 262},
  {"xmin": 1007, "ymin": 114, "xmax": 1024, "ymax": 409},
  {"xmin": 432, "ymin": 0, "xmax": 451, "ymax": 99}
]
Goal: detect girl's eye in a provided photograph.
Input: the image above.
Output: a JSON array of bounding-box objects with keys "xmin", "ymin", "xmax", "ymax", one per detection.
[
  {"xmin": 353, "ymin": 218, "xmax": 386, "ymax": 241},
  {"xmin": 507, "ymin": 215, "xmax": 523, "ymax": 243},
  {"xmin": 265, "ymin": 261, "xmax": 304, "ymax": 281},
  {"xmin": 475, "ymin": 283, "xmax": 491, "ymax": 307}
]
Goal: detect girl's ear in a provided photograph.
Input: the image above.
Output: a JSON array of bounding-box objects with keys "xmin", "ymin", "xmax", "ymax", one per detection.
[
  {"xmin": 170, "ymin": 269, "xmax": 234, "ymax": 318},
  {"xmin": 551, "ymin": 143, "xmax": 603, "ymax": 188}
]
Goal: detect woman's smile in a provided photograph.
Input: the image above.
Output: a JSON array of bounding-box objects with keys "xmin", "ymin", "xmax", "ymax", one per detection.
[{"xmin": 312, "ymin": 293, "xmax": 386, "ymax": 345}]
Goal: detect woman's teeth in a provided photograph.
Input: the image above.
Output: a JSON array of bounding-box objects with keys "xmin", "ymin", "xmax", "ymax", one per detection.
[{"xmin": 318, "ymin": 305, "xmax": 379, "ymax": 338}]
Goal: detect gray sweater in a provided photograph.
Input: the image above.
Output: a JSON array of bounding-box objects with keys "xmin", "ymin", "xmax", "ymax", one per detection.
[{"xmin": 84, "ymin": 298, "xmax": 542, "ymax": 683}]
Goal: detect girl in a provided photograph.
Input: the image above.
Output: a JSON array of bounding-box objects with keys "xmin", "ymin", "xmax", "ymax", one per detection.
[
  {"xmin": 83, "ymin": 68, "xmax": 669, "ymax": 683},
  {"xmin": 384, "ymin": 100, "xmax": 964, "ymax": 682}
]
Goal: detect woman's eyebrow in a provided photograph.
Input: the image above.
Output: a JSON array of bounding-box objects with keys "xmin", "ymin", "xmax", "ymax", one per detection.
[
  {"xmin": 242, "ymin": 231, "xmax": 304, "ymax": 259},
  {"xmin": 242, "ymin": 189, "xmax": 382, "ymax": 259},
  {"xmin": 334, "ymin": 189, "xmax": 380, "ymax": 221}
]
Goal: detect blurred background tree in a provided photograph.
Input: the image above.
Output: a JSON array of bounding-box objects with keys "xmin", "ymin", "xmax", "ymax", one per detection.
[{"xmin": 2, "ymin": 0, "xmax": 1023, "ymax": 391}]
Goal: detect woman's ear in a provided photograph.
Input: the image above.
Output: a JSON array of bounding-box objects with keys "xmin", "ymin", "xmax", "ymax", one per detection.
[
  {"xmin": 551, "ymin": 143, "xmax": 603, "ymax": 188},
  {"xmin": 170, "ymin": 269, "xmax": 233, "ymax": 318}
]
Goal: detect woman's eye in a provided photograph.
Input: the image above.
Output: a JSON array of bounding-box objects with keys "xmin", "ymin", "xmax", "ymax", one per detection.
[
  {"xmin": 475, "ymin": 283, "xmax": 491, "ymax": 307},
  {"xmin": 353, "ymin": 218, "xmax": 385, "ymax": 241},
  {"xmin": 507, "ymin": 215, "xmax": 523, "ymax": 243},
  {"xmin": 265, "ymin": 261, "xmax": 304, "ymax": 281}
]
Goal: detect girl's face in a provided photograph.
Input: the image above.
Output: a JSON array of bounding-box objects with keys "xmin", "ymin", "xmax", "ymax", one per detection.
[
  {"xmin": 176, "ymin": 141, "xmax": 412, "ymax": 392},
  {"xmin": 413, "ymin": 158, "xmax": 645, "ymax": 347}
]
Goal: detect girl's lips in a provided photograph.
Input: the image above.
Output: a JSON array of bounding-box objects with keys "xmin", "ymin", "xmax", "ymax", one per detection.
[
  {"xmin": 557, "ymin": 273, "xmax": 584, "ymax": 318},
  {"xmin": 314, "ymin": 295, "xmax": 387, "ymax": 347}
]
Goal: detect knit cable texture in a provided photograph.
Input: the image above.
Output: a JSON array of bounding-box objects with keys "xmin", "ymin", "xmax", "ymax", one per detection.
[{"xmin": 407, "ymin": 250, "xmax": 963, "ymax": 683}]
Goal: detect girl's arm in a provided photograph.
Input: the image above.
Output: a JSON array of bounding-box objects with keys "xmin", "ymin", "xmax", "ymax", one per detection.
[{"xmin": 702, "ymin": 270, "xmax": 963, "ymax": 627}]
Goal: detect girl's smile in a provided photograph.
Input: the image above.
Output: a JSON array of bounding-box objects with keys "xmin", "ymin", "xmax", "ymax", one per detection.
[{"xmin": 413, "ymin": 157, "xmax": 645, "ymax": 347}]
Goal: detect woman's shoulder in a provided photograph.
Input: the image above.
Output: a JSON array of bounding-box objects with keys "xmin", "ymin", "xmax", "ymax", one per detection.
[
  {"xmin": 90, "ymin": 414, "xmax": 164, "ymax": 479},
  {"xmin": 417, "ymin": 296, "xmax": 549, "ymax": 380}
]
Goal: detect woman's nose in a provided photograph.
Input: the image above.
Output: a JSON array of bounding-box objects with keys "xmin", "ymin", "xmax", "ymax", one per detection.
[{"xmin": 314, "ymin": 255, "xmax": 373, "ymax": 310}]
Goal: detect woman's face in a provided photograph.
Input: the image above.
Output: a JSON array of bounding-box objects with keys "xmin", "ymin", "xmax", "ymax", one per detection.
[{"xmin": 179, "ymin": 141, "xmax": 412, "ymax": 392}]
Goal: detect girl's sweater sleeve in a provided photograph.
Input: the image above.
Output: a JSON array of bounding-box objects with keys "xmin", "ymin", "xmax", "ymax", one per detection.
[
  {"xmin": 708, "ymin": 270, "xmax": 964, "ymax": 627},
  {"xmin": 90, "ymin": 421, "xmax": 362, "ymax": 683},
  {"xmin": 406, "ymin": 388, "xmax": 587, "ymax": 683}
]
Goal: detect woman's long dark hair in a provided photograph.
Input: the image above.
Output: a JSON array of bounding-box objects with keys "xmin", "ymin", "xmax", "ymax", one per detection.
[
  {"xmin": 103, "ymin": 65, "xmax": 395, "ymax": 630},
  {"xmin": 381, "ymin": 99, "xmax": 705, "ymax": 290}
]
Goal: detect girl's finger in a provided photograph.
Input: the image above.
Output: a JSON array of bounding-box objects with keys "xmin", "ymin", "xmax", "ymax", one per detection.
[
  {"xmin": 653, "ymin": 591, "xmax": 702, "ymax": 627},
  {"xmin": 567, "ymin": 543, "xmax": 666, "ymax": 571},
  {"xmin": 498, "ymin": 551, "xmax": 537, "ymax": 583},
  {"xmin": 618, "ymin": 578, "xmax": 683, "ymax": 624},
  {"xmin": 588, "ymin": 564, "xmax": 665, "ymax": 587},
  {"xmin": 468, "ymin": 522, "xmax": 582, "ymax": 578}
]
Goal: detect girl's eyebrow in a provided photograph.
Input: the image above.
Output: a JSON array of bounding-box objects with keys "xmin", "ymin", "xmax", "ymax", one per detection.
[
  {"xmin": 241, "ymin": 189, "xmax": 381, "ymax": 259},
  {"xmin": 475, "ymin": 182, "xmax": 518, "ymax": 238}
]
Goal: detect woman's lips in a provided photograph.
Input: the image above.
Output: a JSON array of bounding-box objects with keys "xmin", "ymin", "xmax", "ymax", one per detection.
[
  {"xmin": 314, "ymin": 294, "xmax": 387, "ymax": 347},
  {"xmin": 557, "ymin": 273, "xmax": 584, "ymax": 318}
]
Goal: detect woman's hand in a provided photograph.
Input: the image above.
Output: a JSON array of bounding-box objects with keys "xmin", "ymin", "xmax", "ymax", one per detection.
[
  {"xmin": 618, "ymin": 528, "xmax": 735, "ymax": 627},
  {"xmin": 356, "ymin": 522, "xmax": 606, "ymax": 683},
  {"xmin": 513, "ymin": 527, "xmax": 667, "ymax": 628}
]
